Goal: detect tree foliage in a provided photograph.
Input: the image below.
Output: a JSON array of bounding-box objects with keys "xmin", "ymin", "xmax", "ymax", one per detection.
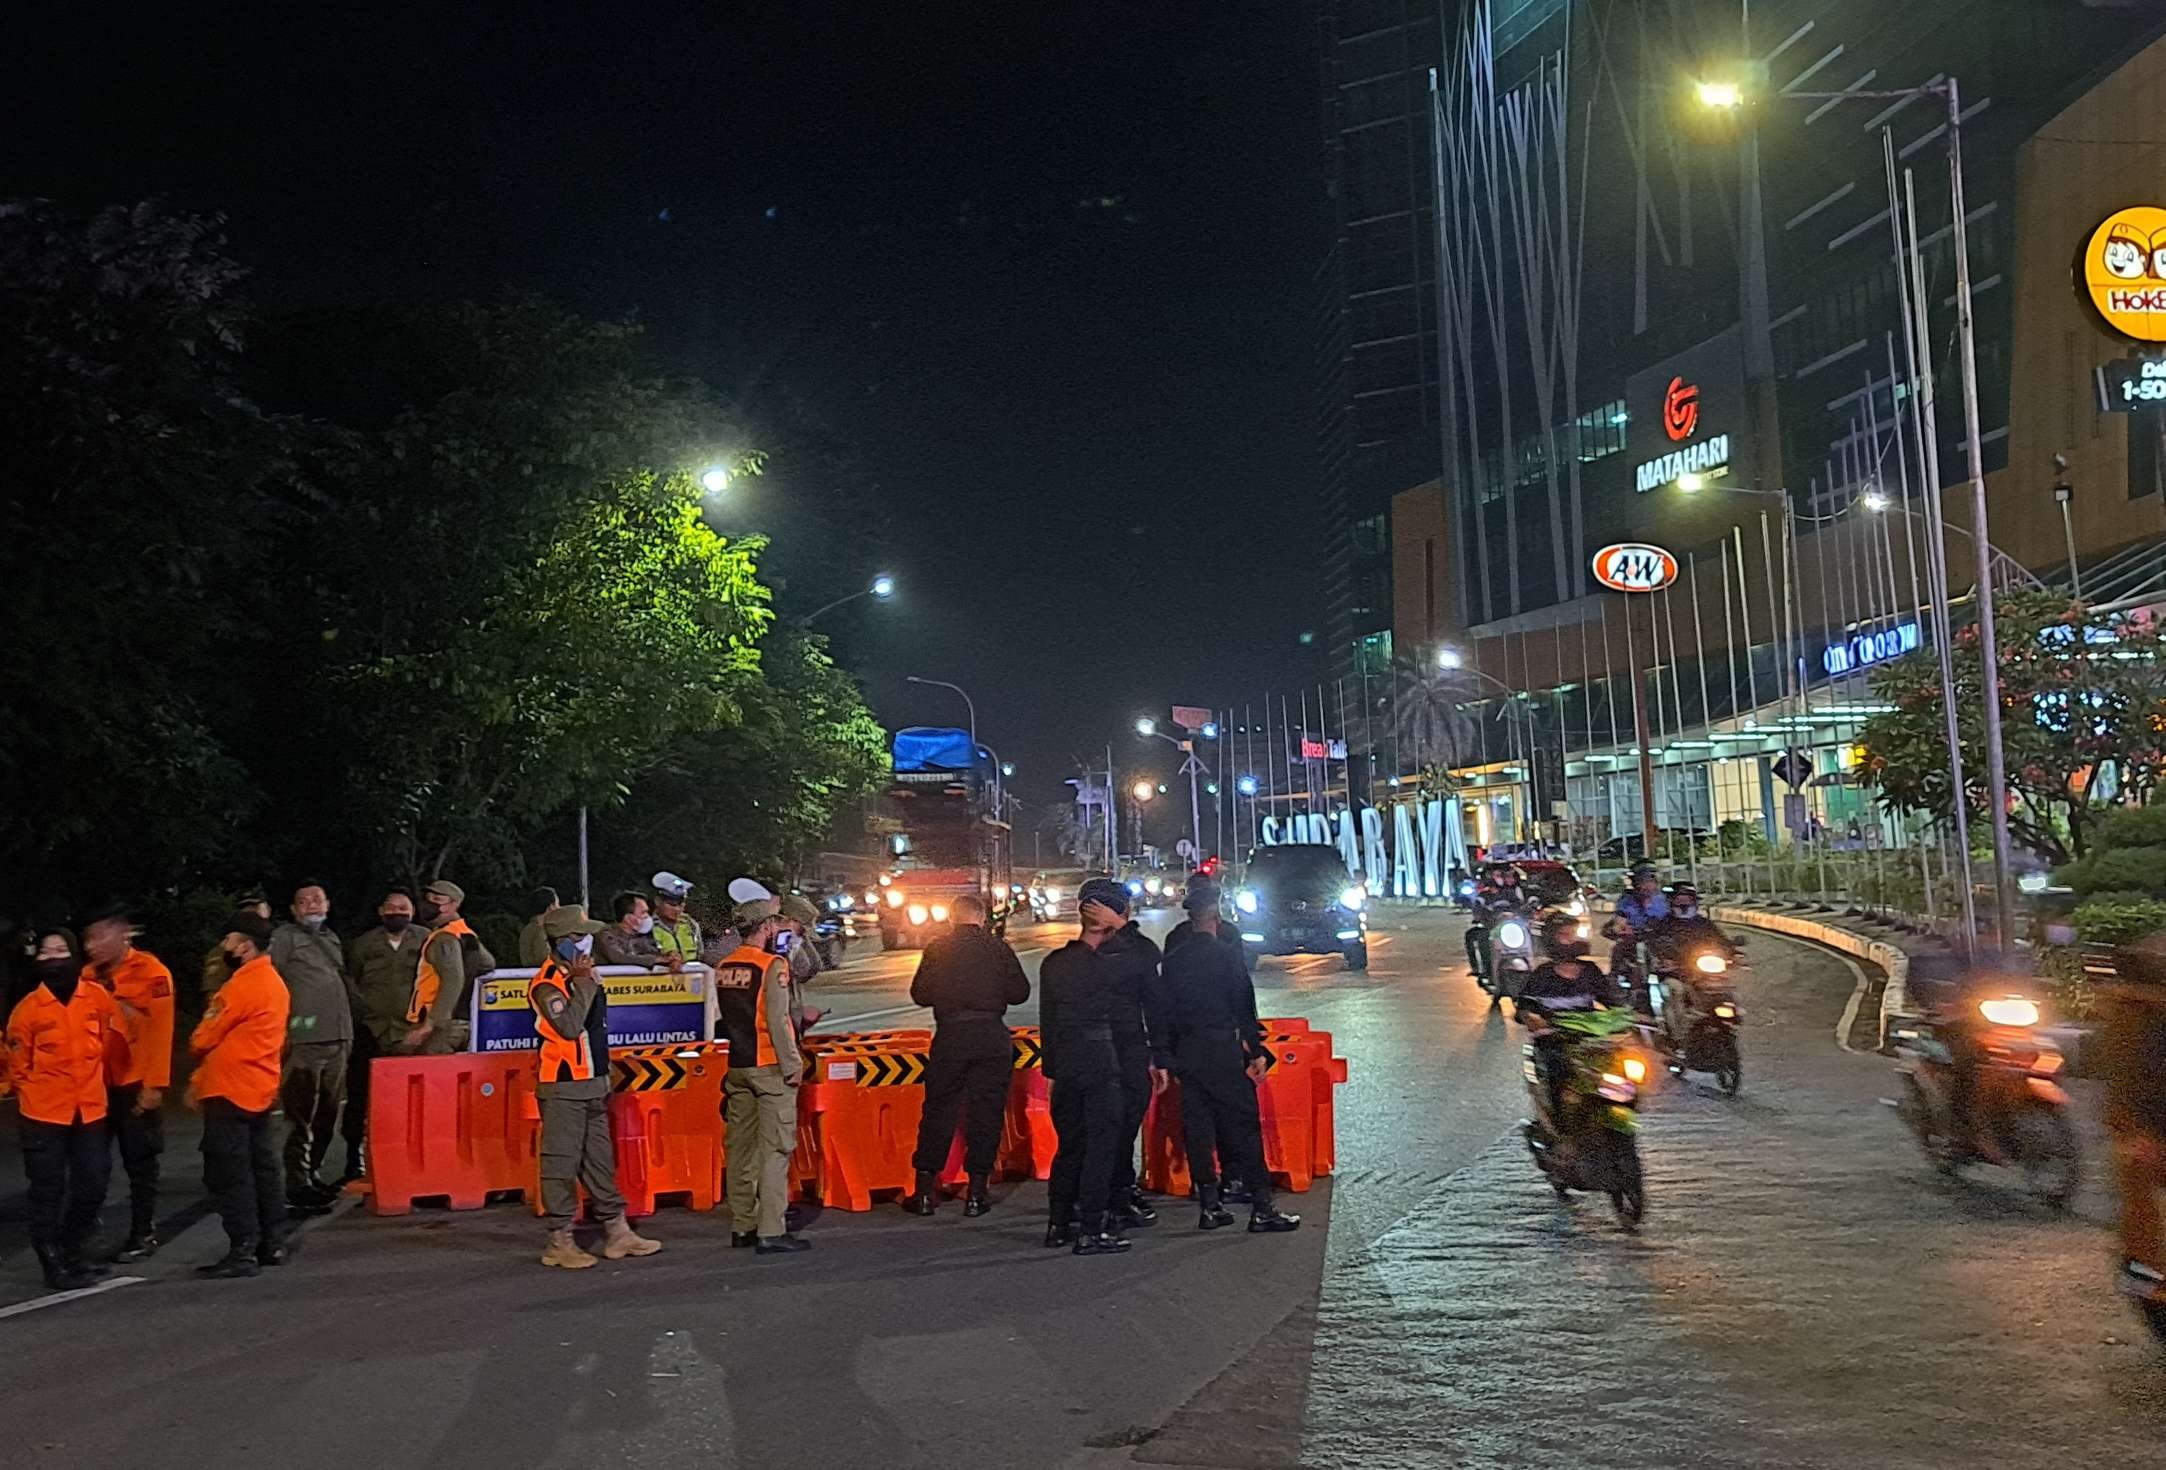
[
  {"xmin": 1859, "ymin": 591, "xmax": 2166, "ymax": 865},
  {"xmin": 0, "ymin": 202, "xmax": 888, "ymax": 922}
]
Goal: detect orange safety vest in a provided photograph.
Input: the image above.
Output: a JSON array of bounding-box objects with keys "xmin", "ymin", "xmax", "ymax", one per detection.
[
  {"xmin": 714, "ymin": 943, "xmax": 785, "ymax": 1067},
  {"xmin": 530, "ymin": 962, "xmax": 600, "ymax": 1085},
  {"xmin": 407, "ymin": 916, "xmax": 476, "ymax": 1025}
]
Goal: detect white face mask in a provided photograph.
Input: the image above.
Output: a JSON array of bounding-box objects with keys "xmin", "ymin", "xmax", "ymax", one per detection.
[{"xmin": 633, "ymin": 914, "xmax": 655, "ymax": 936}]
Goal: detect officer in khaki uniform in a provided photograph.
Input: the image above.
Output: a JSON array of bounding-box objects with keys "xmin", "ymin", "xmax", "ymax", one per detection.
[{"xmin": 715, "ymin": 895, "xmax": 809, "ymax": 1254}]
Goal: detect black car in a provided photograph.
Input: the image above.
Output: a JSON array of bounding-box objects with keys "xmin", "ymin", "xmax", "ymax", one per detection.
[{"xmin": 1232, "ymin": 844, "xmax": 1369, "ymax": 970}]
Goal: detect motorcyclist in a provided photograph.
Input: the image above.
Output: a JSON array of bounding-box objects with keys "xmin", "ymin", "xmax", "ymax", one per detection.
[
  {"xmin": 1909, "ymin": 948, "xmax": 2014, "ymax": 1159},
  {"xmin": 1513, "ymin": 909, "xmax": 1626, "ymax": 1126},
  {"xmin": 1602, "ymin": 861, "xmax": 1669, "ymax": 1012},
  {"xmin": 1465, "ymin": 861, "xmax": 1528, "ymax": 978},
  {"xmin": 2098, "ymin": 930, "xmax": 2166, "ymax": 1303},
  {"xmin": 1643, "ymin": 882, "xmax": 1733, "ymax": 1043}
]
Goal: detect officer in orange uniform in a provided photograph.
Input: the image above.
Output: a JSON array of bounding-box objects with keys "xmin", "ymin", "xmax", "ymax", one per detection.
[
  {"xmin": 82, "ymin": 906, "xmax": 175, "ymax": 1262},
  {"xmin": 190, "ymin": 911, "xmax": 292, "ymax": 1279},
  {"xmin": 3, "ymin": 927, "xmax": 121, "ymax": 1289},
  {"xmin": 716, "ymin": 895, "xmax": 810, "ymax": 1254},
  {"xmin": 529, "ymin": 904, "xmax": 662, "ymax": 1269}
]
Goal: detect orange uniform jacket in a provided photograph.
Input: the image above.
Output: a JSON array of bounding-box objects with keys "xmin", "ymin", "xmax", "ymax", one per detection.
[
  {"xmin": 3, "ymin": 984, "xmax": 122, "ymax": 1125},
  {"xmin": 190, "ymin": 954, "xmax": 291, "ymax": 1112},
  {"xmin": 88, "ymin": 948, "xmax": 175, "ymax": 1090}
]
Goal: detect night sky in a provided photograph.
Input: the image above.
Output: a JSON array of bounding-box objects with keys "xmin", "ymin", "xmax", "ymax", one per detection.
[{"xmin": 6, "ymin": 3, "xmax": 1327, "ymax": 844}]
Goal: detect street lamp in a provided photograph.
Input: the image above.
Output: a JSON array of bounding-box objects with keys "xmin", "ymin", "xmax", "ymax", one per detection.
[
  {"xmin": 800, "ymin": 573, "xmax": 899, "ymax": 626},
  {"xmin": 1135, "ymin": 717, "xmax": 1156, "ymax": 737},
  {"xmin": 1237, "ymin": 775, "xmax": 1259, "ymax": 797},
  {"xmin": 904, "ymin": 675, "xmax": 977, "ymax": 748},
  {"xmin": 1131, "ymin": 780, "xmax": 1155, "ymax": 803},
  {"xmin": 700, "ymin": 466, "xmax": 731, "ymax": 495},
  {"xmin": 1432, "ymin": 648, "xmax": 1541, "ymax": 842},
  {"xmin": 1435, "ymin": 646, "xmax": 1464, "ymax": 670},
  {"xmin": 1137, "ymin": 715, "xmax": 1208, "ymax": 867},
  {"xmin": 1694, "ymin": 79, "xmax": 1743, "ymax": 110},
  {"xmin": 1694, "ymin": 64, "xmax": 2014, "ymax": 947}
]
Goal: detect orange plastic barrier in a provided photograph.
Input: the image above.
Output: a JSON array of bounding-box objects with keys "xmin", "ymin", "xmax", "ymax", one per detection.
[
  {"xmin": 1267, "ymin": 1027, "xmax": 1346, "ymax": 1176},
  {"xmin": 795, "ymin": 1044, "xmax": 927, "ymax": 1210},
  {"xmin": 605, "ymin": 1044, "xmax": 726, "ymax": 1217},
  {"xmin": 366, "ymin": 1053, "xmax": 539, "ymax": 1214},
  {"xmin": 1138, "ymin": 1030, "xmax": 1342, "ymax": 1199}
]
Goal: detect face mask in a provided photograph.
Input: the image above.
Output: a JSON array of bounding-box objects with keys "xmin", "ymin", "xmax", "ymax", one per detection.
[
  {"xmin": 770, "ymin": 930, "xmax": 797, "ymax": 955},
  {"xmin": 632, "ymin": 914, "xmax": 655, "ymax": 936},
  {"xmin": 381, "ymin": 913, "xmax": 412, "ymax": 933},
  {"xmin": 301, "ymin": 913, "xmax": 328, "ymax": 930},
  {"xmin": 223, "ymin": 947, "xmax": 251, "ymax": 971},
  {"xmin": 556, "ymin": 934, "xmax": 595, "ymax": 962},
  {"xmin": 35, "ymin": 957, "xmax": 76, "ymax": 991},
  {"xmin": 416, "ymin": 901, "xmax": 442, "ymax": 925}
]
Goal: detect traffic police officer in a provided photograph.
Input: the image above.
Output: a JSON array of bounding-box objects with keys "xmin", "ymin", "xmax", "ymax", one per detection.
[
  {"xmin": 1157, "ymin": 882, "xmax": 1300, "ymax": 1233},
  {"xmin": 651, "ymin": 871, "xmax": 707, "ymax": 966}
]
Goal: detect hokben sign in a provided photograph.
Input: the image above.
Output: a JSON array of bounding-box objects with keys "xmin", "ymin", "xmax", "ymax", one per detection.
[
  {"xmin": 1592, "ymin": 542, "xmax": 1678, "ymax": 593},
  {"xmin": 2084, "ymin": 206, "xmax": 2166, "ymax": 342}
]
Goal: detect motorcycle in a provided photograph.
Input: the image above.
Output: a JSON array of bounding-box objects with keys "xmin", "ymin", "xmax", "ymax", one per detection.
[
  {"xmin": 1888, "ymin": 993, "xmax": 2079, "ymax": 1208},
  {"xmin": 1520, "ymin": 1006, "xmax": 1647, "ymax": 1229},
  {"xmin": 1658, "ymin": 945, "xmax": 1743, "ymax": 1096},
  {"xmin": 1476, "ymin": 910, "xmax": 1536, "ymax": 1006}
]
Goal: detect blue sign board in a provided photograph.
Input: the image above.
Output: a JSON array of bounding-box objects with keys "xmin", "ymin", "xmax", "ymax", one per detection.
[
  {"xmin": 469, "ymin": 967, "xmax": 717, "ymax": 1053},
  {"xmin": 1821, "ymin": 621, "xmax": 1920, "ymax": 677}
]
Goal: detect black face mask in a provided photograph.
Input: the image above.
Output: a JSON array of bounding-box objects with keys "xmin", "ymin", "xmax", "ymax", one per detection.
[
  {"xmin": 222, "ymin": 946, "xmax": 251, "ymax": 972},
  {"xmin": 416, "ymin": 901, "xmax": 442, "ymax": 925},
  {"xmin": 381, "ymin": 913, "xmax": 413, "ymax": 934},
  {"xmin": 36, "ymin": 958, "xmax": 77, "ymax": 1000}
]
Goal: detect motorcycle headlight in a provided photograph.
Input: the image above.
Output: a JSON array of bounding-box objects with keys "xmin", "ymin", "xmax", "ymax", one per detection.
[
  {"xmin": 1144, "ymin": 877, "xmax": 1162, "ymax": 895},
  {"xmin": 1566, "ymin": 898, "xmax": 1586, "ymax": 917},
  {"xmin": 1339, "ymin": 884, "xmax": 1367, "ymax": 910},
  {"xmin": 1622, "ymin": 1056, "xmax": 1648, "ymax": 1083},
  {"xmin": 864, "ymin": 890, "xmax": 879, "ymax": 906},
  {"xmin": 930, "ymin": 903, "xmax": 950, "ymax": 922},
  {"xmin": 1695, "ymin": 953, "xmax": 1727, "ymax": 975},
  {"xmin": 1235, "ymin": 889, "xmax": 1260, "ymax": 914},
  {"xmin": 1979, "ymin": 995, "xmax": 2039, "ymax": 1028},
  {"xmin": 1044, "ymin": 887, "xmax": 1061, "ymax": 902},
  {"xmin": 907, "ymin": 903, "xmax": 929, "ymax": 925},
  {"xmin": 1497, "ymin": 920, "xmax": 1529, "ymax": 949},
  {"xmin": 1126, "ymin": 880, "xmax": 1144, "ymax": 896},
  {"xmin": 1712, "ymin": 1003, "xmax": 1738, "ymax": 1020}
]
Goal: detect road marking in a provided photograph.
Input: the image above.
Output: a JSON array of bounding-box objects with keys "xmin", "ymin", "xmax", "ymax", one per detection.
[
  {"xmin": 1746, "ymin": 926, "xmax": 1873, "ymax": 1053},
  {"xmin": 0, "ymin": 1275, "xmax": 144, "ymax": 1320}
]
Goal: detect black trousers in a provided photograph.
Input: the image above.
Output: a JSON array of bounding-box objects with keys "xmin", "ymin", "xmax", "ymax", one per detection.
[
  {"xmin": 1048, "ymin": 1075, "xmax": 1125, "ymax": 1227},
  {"xmin": 1110, "ymin": 1044, "xmax": 1151, "ymax": 1199},
  {"xmin": 20, "ymin": 1118, "xmax": 111, "ymax": 1254},
  {"xmin": 1177, "ymin": 1048, "xmax": 1271, "ymax": 1208},
  {"xmin": 912, "ymin": 1038, "xmax": 1011, "ymax": 1176},
  {"xmin": 107, "ymin": 1085, "xmax": 163, "ymax": 1237},
  {"xmin": 342, "ymin": 1027, "xmax": 380, "ymax": 1167},
  {"xmin": 201, "ymin": 1097, "xmax": 284, "ymax": 1252}
]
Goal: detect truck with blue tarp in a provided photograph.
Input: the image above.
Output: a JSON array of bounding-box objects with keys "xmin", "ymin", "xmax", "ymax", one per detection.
[{"xmin": 877, "ymin": 726, "xmax": 1012, "ymax": 949}]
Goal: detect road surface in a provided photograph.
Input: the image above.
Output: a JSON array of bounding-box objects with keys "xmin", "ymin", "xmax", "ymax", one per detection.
[{"xmin": 0, "ymin": 908, "xmax": 2159, "ymax": 1469}]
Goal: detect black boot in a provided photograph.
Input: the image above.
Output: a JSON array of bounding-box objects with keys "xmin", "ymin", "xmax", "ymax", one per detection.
[
  {"xmin": 1197, "ymin": 1182, "xmax": 1236, "ymax": 1231},
  {"xmin": 35, "ymin": 1245, "xmax": 93, "ymax": 1291},
  {"xmin": 900, "ymin": 1169, "xmax": 940, "ymax": 1216},
  {"xmin": 963, "ymin": 1174, "xmax": 992, "ymax": 1217},
  {"xmin": 1112, "ymin": 1186, "xmax": 1157, "ymax": 1228},
  {"xmin": 197, "ymin": 1243, "xmax": 261, "ymax": 1279},
  {"xmin": 1248, "ymin": 1201, "xmax": 1302, "ymax": 1233},
  {"xmin": 1072, "ymin": 1213, "xmax": 1131, "ymax": 1256},
  {"xmin": 1044, "ymin": 1204, "xmax": 1079, "ymax": 1248},
  {"xmin": 113, "ymin": 1230, "xmax": 160, "ymax": 1264},
  {"xmin": 62, "ymin": 1248, "xmax": 111, "ymax": 1283}
]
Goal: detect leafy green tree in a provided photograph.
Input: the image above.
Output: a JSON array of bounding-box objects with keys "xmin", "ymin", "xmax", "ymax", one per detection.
[
  {"xmin": 0, "ymin": 201, "xmax": 281, "ymax": 912},
  {"xmin": 1860, "ymin": 591, "xmax": 2166, "ymax": 865}
]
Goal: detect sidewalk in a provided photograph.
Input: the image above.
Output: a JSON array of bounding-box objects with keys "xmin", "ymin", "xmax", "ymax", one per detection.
[{"xmin": 1285, "ymin": 923, "xmax": 2165, "ymax": 1469}]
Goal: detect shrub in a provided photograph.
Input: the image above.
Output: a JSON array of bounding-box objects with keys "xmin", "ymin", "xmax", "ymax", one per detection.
[
  {"xmin": 2095, "ymin": 805, "xmax": 2166, "ymax": 853},
  {"xmin": 2071, "ymin": 893, "xmax": 2166, "ymax": 946}
]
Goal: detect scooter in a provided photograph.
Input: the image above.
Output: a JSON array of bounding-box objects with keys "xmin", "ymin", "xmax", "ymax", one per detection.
[
  {"xmin": 1659, "ymin": 945, "xmax": 1743, "ymax": 1096},
  {"xmin": 1888, "ymin": 993, "xmax": 2079, "ymax": 1208},
  {"xmin": 1520, "ymin": 1006, "xmax": 1647, "ymax": 1230},
  {"xmin": 1476, "ymin": 911, "xmax": 1536, "ymax": 1007}
]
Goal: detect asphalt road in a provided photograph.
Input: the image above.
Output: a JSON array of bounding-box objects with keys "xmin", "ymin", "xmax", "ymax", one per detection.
[{"xmin": 1, "ymin": 908, "xmax": 2158, "ymax": 1469}]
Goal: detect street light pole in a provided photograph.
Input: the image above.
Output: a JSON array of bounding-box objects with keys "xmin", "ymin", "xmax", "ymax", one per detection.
[
  {"xmin": 905, "ymin": 675, "xmax": 977, "ymax": 749},
  {"xmin": 801, "ymin": 575, "xmax": 897, "ymax": 626}
]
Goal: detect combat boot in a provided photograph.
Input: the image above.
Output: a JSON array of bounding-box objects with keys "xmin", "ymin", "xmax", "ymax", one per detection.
[
  {"xmin": 602, "ymin": 1217, "xmax": 661, "ymax": 1259},
  {"xmin": 1197, "ymin": 1183, "xmax": 1236, "ymax": 1231},
  {"xmin": 963, "ymin": 1174, "xmax": 992, "ymax": 1217},
  {"xmin": 35, "ymin": 1245, "xmax": 93, "ymax": 1291},
  {"xmin": 900, "ymin": 1169, "xmax": 940, "ymax": 1216},
  {"xmin": 540, "ymin": 1229, "xmax": 597, "ymax": 1269}
]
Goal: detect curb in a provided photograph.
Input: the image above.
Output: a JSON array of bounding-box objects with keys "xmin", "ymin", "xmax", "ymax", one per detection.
[{"xmin": 1700, "ymin": 904, "xmax": 1911, "ymax": 1049}]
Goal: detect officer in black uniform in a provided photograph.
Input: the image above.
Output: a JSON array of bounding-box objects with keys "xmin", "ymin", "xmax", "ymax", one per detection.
[
  {"xmin": 1157, "ymin": 881, "xmax": 1300, "ymax": 1233},
  {"xmin": 1097, "ymin": 887, "xmax": 1166, "ymax": 1228},
  {"xmin": 901, "ymin": 893, "xmax": 1030, "ymax": 1218},
  {"xmin": 1038, "ymin": 877, "xmax": 1138, "ymax": 1255}
]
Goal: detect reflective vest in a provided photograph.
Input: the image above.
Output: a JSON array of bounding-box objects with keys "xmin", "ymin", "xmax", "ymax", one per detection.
[
  {"xmin": 714, "ymin": 944, "xmax": 784, "ymax": 1068},
  {"xmin": 655, "ymin": 915, "xmax": 702, "ymax": 963},
  {"xmin": 408, "ymin": 917, "xmax": 476, "ymax": 1025},
  {"xmin": 530, "ymin": 961, "xmax": 602, "ymax": 1085}
]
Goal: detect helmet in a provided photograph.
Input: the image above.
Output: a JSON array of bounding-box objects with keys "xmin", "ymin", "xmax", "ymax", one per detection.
[
  {"xmin": 1668, "ymin": 880, "xmax": 1699, "ymax": 910},
  {"xmin": 1538, "ymin": 908, "xmax": 1590, "ymax": 958},
  {"xmin": 1629, "ymin": 860, "xmax": 1660, "ymax": 883}
]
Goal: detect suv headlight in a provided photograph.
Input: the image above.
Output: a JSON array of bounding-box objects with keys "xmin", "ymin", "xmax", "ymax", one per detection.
[
  {"xmin": 1235, "ymin": 889, "xmax": 1260, "ymax": 914},
  {"xmin": 1339, "ymin": 884, "xmax": 1367, "ymax": 910}
]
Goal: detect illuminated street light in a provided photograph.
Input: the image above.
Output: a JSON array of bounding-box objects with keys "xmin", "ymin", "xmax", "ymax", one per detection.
[
  {"xmin": 1678, "ymin": 471, "xmax": 1707, "ymax": 492},
  {"xmin": 1236, "ymin": 775, "xmax": 1259, "ymax": 796},
  {"xmin": 1860, "ymin": 490, "xmax": 1889, "ymax": 512},
  {"xmin": 1436, "ymin": 646, "xmax": 1464, "ymax": 670},
  {"xmin": 870, "ymin": 573, "xmax": 897, "ymax": 599},
  {"xmin": 1131, "ymin": 780, "xmax": 1156, "ymax": 802},
  {"xmin": 1199, "ymin": 721, "xmax": 1219, "ymax": 739},
  {"xmin": 700, "ymin": 466, "xmax": 731, "ymax": 495},
  {"xmin": 1156, "ymin": 783, "xmax": 1168, "ymax": 795},
  {"xmin": 1000, "ymin": 761, "xmax": 1015, "ymax": 777},
  {"xmin": 1696, "ymin": 79, "xmax": 1743, "ymax": 109},
  {"xmin": 802, "ymin": 574, "xmax": 901, "ymax": 626},
  {"xmin": 1135, "ymin": 717, "xmax": 1157, "ymax": 737}
]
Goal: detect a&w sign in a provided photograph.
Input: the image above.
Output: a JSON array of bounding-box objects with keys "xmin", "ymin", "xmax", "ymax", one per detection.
[{"xmin": 1591, "ymin": 542, "xmax": 1679, "ymax": 593}]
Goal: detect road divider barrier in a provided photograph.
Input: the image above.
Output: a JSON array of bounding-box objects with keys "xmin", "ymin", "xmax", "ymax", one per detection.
[
  {"xmin": 365, "ymin": 1053, "xmax": 540, "ymax": 1214},
  {"xmin": 1140, "ymin": 1024, "xmax": 1346, "ymax": 1200}
]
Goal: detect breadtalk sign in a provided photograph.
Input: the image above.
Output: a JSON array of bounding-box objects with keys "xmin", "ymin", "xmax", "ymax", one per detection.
[
  {"xmin": 1592, "ymin": 542, "xmax": 1679, "ymax": 593},
  {"xmin": 2086, "ymin": 205, "xmax": 2166, "ymax": 341}
]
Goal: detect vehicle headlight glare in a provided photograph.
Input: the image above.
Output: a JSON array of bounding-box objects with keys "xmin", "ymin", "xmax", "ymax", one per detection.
[
  {"xmin": 1695, "ymin": 953, "xmax": 1727, "ymax": 974},
  {"xmin": 886, "ymin": 889, "xmax": 906, "ymax": 908},
  {"xmin": 907, "ymin": 903, "xmax": 929, "ymax": 925},
  {"xmin": 930, "ymin": 903, "xmax": 950, "ymax": 922},
  {"xmin": 1339, "ymin": 884, "xmax": 1367, "ymax": 910},
  {"xmin": 1498, "ymin": 920, "xmax": 1528, "ymax": 949},
  {"xmin": 1235, "ymin": 889, "xmax": 1260, "ymax": 914}
]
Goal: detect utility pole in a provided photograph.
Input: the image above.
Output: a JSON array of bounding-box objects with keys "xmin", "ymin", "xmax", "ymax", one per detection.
[{"xmin": 1627, "ymin": 596, "xmax": 1659, "ymax": 846}]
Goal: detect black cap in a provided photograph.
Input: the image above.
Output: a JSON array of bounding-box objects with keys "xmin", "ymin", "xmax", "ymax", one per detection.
[
  {"xmin": 224, "ymin": 910, "xmax": 274, "ymax": 950},
  {"xmin": 1077, "ymin": 877, "xmax": 1131, "ymax": 916}
]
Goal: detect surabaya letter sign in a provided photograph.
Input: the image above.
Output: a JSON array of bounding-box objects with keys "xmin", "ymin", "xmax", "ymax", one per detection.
[
  {"xmin": 1591, "ymin": 542, "xmax": 1678, "ymax": 593},
  {"xmin": 2084, "ymin": 206, "xmax": 2166, "ymax": 342}
]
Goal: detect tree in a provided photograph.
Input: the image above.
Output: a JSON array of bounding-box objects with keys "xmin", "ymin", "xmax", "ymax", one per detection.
[
  {"xmin": 1860, "ymin": 591, "xmax": 2166, "ymax": 865},
  {"xmin": 0, "ymin": 201, "xmax": 284, "ymax": 913}
]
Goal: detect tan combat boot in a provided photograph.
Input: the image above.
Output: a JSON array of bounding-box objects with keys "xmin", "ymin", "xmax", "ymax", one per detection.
[
  {"xmin": 602, "ymin": 1216, "xmax": 662, "ymax": 1259},
  {"xmin": 541, "ymin": 1228, "xmax": 597, "ymax": 1269}
]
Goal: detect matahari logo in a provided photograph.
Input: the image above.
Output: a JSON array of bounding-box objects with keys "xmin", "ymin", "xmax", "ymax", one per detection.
[
  {"xmin": 1662, "ymin": 377, "xmax": 1700, "ymax": 442},
  {"xmin": 2084, "ymin": 206, "xmax": 2166, "ymax": 342}
]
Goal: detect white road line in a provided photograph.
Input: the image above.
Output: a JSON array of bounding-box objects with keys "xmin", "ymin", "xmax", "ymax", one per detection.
[
  {"xmin": 0, "ymin": 1274, "xmax": 144, "ymax": 1320},
  {"xmin": 1748, "ymin": 926, "xmax": 1873, "ymax": 1053}
]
